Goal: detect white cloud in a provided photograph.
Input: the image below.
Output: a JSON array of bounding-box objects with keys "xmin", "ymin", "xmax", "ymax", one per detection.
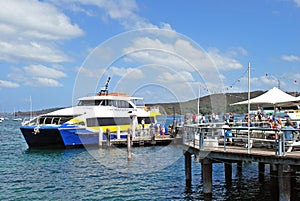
[
  {"xmin": 23, "ymin": 65, "xmax": 67, "ymax": 79},
  {"xmin": 8, "ymin": 65, "xmax": 66, "ymax": 87},
  {"xmin": 295, "ymin": 0, "xmax": 300, "ymax": 7},
  {"xmin": 156, "ymin": 71, "xmax": 194, "ymax": 83},
  {"xmin": 0, "ymin": 0, "xmax": 83, "ymax": 40},
  {"xmin": 76, "ymin": 66, "xmax": 105, "ymax": 78},
  {"xmin": 108, "ymin": 66, "xmax": 144, "ymax": 79},
  {"xmin": 31, "ymin": 77, "xmax": 63, "ymax": 87},
  {"xmin": 54, "ymin": 0, "xmax": 172, "ymax": 30},
  {"xmin": 226, "ymin": 47, "xmax": 248, "ymax": 57},
  {"xmin": 123, "ymin": 37, "xmax": 244, "ymax": 73},
  {"xmin": 0, "ymin": 80, "xmax": 20, "ymax": 88},
  {"xmin": 77, "ymin": 65, "xmax": 145, "ymax": 80},
  {"xmin": 0, "ymin": 0, "xmax": 84, "ymax": 63},
  {"xmin": 207, "ymin": 48, "xmax": 244, "ymax": 70},
  {"xmin": 281, "ymin": 55, "xmax": 300, "ymax": 62},
  {"xmin": 0, "ymin": 41, "xmax": 70, "ymax": 63}
]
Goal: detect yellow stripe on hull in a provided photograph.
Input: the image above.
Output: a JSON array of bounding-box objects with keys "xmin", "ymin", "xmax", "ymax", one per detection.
[{"xmin": 88, "ymin": 124, "xmax": 151, "ymax": 133}]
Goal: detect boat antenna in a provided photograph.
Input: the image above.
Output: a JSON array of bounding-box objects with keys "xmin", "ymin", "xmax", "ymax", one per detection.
[{"xmin": 99, "ymin": 77, "xmax": 111, "ymax": 95}]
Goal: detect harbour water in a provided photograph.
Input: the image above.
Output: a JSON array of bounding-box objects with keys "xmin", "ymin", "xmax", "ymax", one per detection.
[{"xmin": 1, "ymin": 119, "xmax": 300, "ymax": 200}]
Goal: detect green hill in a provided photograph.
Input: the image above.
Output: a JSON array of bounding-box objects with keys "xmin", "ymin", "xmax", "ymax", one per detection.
[{"xmin": 146, "ymin": 90, "xmax": 266, "ymax": 115}]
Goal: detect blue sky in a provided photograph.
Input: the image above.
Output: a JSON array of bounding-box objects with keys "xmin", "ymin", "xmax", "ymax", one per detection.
[{"xmin": 0, "ymin": 0, "xmax": 300, "ymax": 113}]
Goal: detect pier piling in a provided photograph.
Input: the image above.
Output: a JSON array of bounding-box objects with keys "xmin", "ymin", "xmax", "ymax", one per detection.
[
  {"xmin": 270, "ymin": 164, "xmax": 279, "ymax": 201},
  {"xmin": 106, "ymin": 128, "xmax": 111, "ymax": 147},
  {"xmin": 278, "ymin": 165, "xmax": 292, "ymax": 201},
  {"xmin": 258, "ymin": 162, "xmax": 265, "ymax": 183},
  {"xmin": 236, "ymin": 161, "xmax": 243, "ymax": 176},
  {"xmin": 202, "ymin": 158, "xmax": 212, "ymax": 194},
  {"xmin": 127, "ymin": 130, "xmax": 132, "ymax": 161},
  {"xmin": 184, "ymin": 151, "xmax": 192, "ymax": 187},
  {"xmin": 117, "ymin": 126, "xmax": 120, "ymax": 140},
  {"xmin": 150, "ymin": 128, "xmax": 156, "ymax": 145},
  {"xmin": 98, "ymin": 128, "xmax": 103, "ymax": 147},
  {"xmin": 224, "ymin": 162, "xmax": 232, "ymax": 185}
]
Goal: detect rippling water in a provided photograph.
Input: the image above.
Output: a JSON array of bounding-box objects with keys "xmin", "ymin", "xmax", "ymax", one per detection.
[{"xmin": 1, "ymin": 120, "xmax": 300, "ymax": 200}]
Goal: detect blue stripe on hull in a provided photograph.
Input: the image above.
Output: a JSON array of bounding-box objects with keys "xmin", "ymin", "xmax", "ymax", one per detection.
[
  {"xmin": 59, "ymin": 128, "xmax": 98, "ymax": 146},
  {"xmin": 59, "ymin": 127, "xmax": 128, "ymax": 146}
]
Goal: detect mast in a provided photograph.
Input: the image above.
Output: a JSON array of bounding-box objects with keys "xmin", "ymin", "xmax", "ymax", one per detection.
[
  {"xmin": 98, "ymin": 77, "xmax": 111, "ymax": 95},
  {"xmin": 247, "ymin": 62, "xmax": 251, "ymax": 154},
  {"xmin": 197, "ymin": 82, "xmax": 200, "ymax": 121},
  {"xmin": 30, "ymin": 96, "xmax": 32, "ymax": 120}
]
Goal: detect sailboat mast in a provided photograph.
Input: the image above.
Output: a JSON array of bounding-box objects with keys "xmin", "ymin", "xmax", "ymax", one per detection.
[
  {"xmin": 30, "ymin": 96, "xmax": 32, "ymax": 120},
  {"xmin": 247, "ymin": 62, "xmax": 251, "ymax": 154},
  {"xmin": 197, "ymin": 82, "xmax": 200, "ymax": 120}
]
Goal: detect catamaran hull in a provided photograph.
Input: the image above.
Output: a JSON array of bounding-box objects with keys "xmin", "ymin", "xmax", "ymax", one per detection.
[
  {"xmin": 20, "ymin": 126, "xmax": 65, "ymax": 148},
  {"xmin": 20, "ymin": 125, "xmax": 128, "ymax": 148}
]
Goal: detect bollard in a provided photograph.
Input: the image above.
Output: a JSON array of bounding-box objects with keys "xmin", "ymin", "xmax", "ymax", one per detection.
[
  {"xmin": 200, "ymin": 128, "xmax": 204, "ymax": 150},
  {"xmin": 151, "ymin": 127, "xmax": 156, "ymax": 145},
  {"xmin": 106, "ymin": 128, "xmax": 111, "ymax": 147},
  {"xmin": 276, "ymin": 132, "xmax": 283, "ymax": 156},
  {"xmin": 98, "ymin": 128, "xmax": 103, "ymax": 147},
  {"xmin": 117, "ymin": 126, "xmax": 120, "ymax": 140},
  {"xmin": 127, "ymin": 129, "xmax": 132, "ymax": 160}
]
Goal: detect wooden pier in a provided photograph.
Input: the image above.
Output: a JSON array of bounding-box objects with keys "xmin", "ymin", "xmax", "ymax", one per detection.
[
  {"xmin": 182, "ymin": 124, "xmax": 300, "ymax": 201},
  {"xmin": 97, "ymin": 127, "xmax": 178, "ymax": 148},
  {"xmin": 104, "ymin": 136, "xmax": 175, "ymax": 147}
]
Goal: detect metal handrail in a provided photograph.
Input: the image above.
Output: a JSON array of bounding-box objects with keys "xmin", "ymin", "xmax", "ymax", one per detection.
[{"xmin": 183, "ymin": 125, "xmax": 300, "ymax": 156}]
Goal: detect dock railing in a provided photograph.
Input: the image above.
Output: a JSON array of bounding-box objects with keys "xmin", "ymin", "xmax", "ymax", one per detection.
[{"xmin": 183, "ymin": 123, "xmax": 300, "ymax": 156}]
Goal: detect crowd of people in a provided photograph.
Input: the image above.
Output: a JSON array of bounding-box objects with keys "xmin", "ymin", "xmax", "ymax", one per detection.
[{"xmin": 182, "ymin": 106, "xmax": 299, "ymax": 142}]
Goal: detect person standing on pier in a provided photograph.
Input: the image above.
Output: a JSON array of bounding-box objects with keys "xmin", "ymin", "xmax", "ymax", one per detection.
[
  {"xmin": 283, "ymin": 119, "xmax": 297, "ymax": 141},
  {"xmin": 229, "ymin": 113, "xmax": 234, "ymax": 123},
  {"xmin": 215, "ymin": 113, "xmax": 219, "ymax": 122},
  {"xmin": 220, "ymin": 122, "xmax": 233, "ymax": 143},
  {"xmin": 192, "ymin": 114, "xmax": 197, "ymax": 124}
]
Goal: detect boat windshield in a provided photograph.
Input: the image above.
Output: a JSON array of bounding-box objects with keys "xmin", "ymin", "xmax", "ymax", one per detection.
[
  {"xmin": 77, "ymin": 100, "xmax": 101, "ymax": 106},
  {"xmin": 77, "ymin": 99, "xmax": 134, "ymax": 108},
  {"xmin": 132, "ymin": 99, "xmax": 145, "ymax": 107}
]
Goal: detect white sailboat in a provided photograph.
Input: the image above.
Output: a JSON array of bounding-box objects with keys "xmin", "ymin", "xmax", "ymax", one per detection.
[{"xmin": 13, "ymin": 108, "xmax": 22, "ymax": 121}]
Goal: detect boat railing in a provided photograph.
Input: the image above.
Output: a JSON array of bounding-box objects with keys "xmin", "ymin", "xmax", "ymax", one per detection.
[
  {"xmin": 183, "ymin": 124, "xmax": 300, "ymax": 156},
  {"xmin": 22, "ymin": 116, "xmax": 74, "ymax": 126},
  {"xmin": 184, "ymin": 120, "xmax": 273, "ymax": 128}
]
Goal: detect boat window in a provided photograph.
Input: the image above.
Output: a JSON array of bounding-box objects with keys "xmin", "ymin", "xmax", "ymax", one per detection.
[
  {"xmin": 109, "ymin": 100, "xmax": 113, "ymax": 106},
  {"xmin": 77, "ymin": 100, "xmax": 102, "ymax": 106},
  {"xmin": 99, "ymin": 100, "xmax": 105, "ymax": 106},
  {"xmin": 38, "ymin": 116, "xmax": 74, "ymax": 125},
  {"xmin": 98, "ymin": 100, "xmax": 114, "ymax": 106},
  {"xmin": 132, "ymin": 99, "xmax": 145, "ymax": 107},
  {"xmin": 112, "ymin": 100, "xmax": 118, "ymax": 107},
  {"xmin": 87, "ymin": 117, "xmax": 131, "ymax": 127},
  {"xmin": 95, "ymin": 100, "xmax": 101, "ymax": 105},
  {"xmin": 137, "ymin": 117, "xmax": 155, "ymax": 124},
  {"xmin": 118, "ymin": 100, "xmax": 132, "ymax": 108}
]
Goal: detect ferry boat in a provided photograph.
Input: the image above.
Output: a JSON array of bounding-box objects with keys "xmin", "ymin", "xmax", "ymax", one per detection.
[{"xmin": 20, "ymin": 78, "xmax": 159, "ymax": 148}]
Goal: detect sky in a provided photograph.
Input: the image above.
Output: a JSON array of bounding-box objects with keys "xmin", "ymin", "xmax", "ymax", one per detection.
[{"xmin": 0, "ymin": 0, "xmax": 300, "ymax": 113}]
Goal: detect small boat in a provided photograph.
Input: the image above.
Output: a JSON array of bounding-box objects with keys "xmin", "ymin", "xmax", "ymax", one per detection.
[
  {"xmin": 13, "ymin": 108, "xmax": 22, "ymax": 121},
  {"xmin": 20, "ymin": 77, "xmax": 160, "ymax": 148}
]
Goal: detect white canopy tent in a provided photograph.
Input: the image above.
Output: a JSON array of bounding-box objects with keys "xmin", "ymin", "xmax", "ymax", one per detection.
[{"xmin": 231, "ymin": 87, "xmax": 299, "ymax": 107}]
